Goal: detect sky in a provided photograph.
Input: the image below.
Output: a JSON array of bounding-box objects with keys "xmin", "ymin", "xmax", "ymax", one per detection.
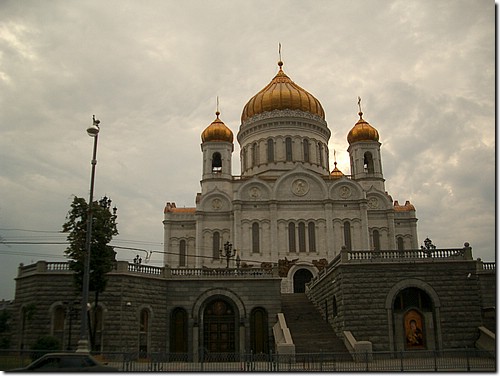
[{"xmin": 0, "ymin": 0, "xmax": 495, "ymax": 300}]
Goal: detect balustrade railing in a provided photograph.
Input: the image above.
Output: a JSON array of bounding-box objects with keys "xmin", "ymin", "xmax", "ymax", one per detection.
[{"xmin": 170, "ymin": 267, "xmax": 273, "ymax": 278}]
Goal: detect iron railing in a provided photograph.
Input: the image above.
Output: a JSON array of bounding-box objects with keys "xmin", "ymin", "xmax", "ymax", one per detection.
[{"xmin": 0, "ymin": 349, "xmax": 495, "ymax": 372}]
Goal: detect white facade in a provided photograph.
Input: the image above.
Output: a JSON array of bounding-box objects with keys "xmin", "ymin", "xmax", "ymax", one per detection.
[{"xmin": 163, "ymin": 62, "xmax": 418, "ymax": 292}]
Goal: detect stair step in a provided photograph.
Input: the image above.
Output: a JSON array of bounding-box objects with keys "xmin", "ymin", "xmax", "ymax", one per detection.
[{"xmin": 280, "ymin": 293, "xmax": 349, "ymax": 354}]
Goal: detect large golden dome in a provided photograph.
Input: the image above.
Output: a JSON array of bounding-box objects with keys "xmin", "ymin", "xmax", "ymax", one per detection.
[
  {"xmin": 347, "ymin": 111, "xmax": 379, "ymax": 144},
  {"xmin": 241, "ymin": 61, "xmax": 325, "ymax": 122},
  {"xmin": 201, "ymin": 111, "xmax": 234, "ymax": 143}
]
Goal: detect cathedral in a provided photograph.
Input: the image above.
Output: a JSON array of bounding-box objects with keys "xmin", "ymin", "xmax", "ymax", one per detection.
[
  {"xmin": 5, "ymin": 58, "xmax": 494, "ymax": 361},
  {"xmin": 163, "ymin": 59, "xmax": 418, "ymax": 293}
]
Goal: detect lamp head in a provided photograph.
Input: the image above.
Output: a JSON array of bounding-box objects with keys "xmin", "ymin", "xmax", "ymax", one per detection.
[{"xmin": 87, "ymin": 115, "xmax": 100, "ymax": 137}]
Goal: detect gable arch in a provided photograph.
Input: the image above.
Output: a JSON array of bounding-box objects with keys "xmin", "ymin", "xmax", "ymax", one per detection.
[
  {"xmin": 192, "ymin": 287, "xmax": 247, "ymax": 323},
  {"xmin": 272, "ymin": 165, "xmax": 328, "ymax": 200},
  {"xmin": 385, "ymin": 279, "xmax": 441, "ymax": 310},
  {"xmin": 237, "ymin": 178, "xmax": 272, "ymax": 201},
  {"xmin": 329, "ymin": 180, "xmax": 364, "ymax": 200},
  {"xmin": 198, "ymin": 188, "xmax": 233, "ymax": 212}
]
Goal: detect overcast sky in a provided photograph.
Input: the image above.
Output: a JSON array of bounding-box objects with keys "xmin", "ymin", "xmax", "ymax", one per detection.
[{"xmin": 0, "ymin": 0, "xmax": 495, "ymax": 300}]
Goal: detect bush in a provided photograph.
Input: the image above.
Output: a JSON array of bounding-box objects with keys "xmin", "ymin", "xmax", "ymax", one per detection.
[{"xmin": 31, "ymin": 336, "xmax": 61, "ymax": 360}]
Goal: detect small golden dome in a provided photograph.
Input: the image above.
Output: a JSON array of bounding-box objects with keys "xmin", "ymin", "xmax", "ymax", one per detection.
[
  {"xmin": 347, "ymin": 111, "xmax": 379, "ymax": 144},
  {"xmin": 394, "ymin": 200, "xmax": 416, "ymax": 212},
  {"xmin": 201, "ymin": 111, "xmax": 234, "ymax": 143},
  {"xmin": 241, "ymin": 61, "xmax": 325, "ymax": 122},
  {"xmin": 330, "ymin": 161, "xmax": 344, "ymax": 178}
]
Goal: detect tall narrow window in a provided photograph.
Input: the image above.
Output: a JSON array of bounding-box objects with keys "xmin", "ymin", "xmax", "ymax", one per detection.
[
  {"xmin": 250, "ymin": 308, "xmax": 269, "ymax": 354},
  {"xmin": 170, "ymin": 308, "xmax": 188, "ymax": 355},
  {"xmin": 397, "ymin": 237, "xmax": 405, "ymax": 251},
  {"xmin": 212, "ymin": 152, "xmax": 222, "ymax": 173},
  {"xmin": 139, "ymin": 309, "xmax": 149, "ymax": 355},
  {"xmin": 252, "ymin": 222, "xmax": 260, "ymax": 253},
  {"xmin": 243, "ymin": 148, "xmax": 248, "ymax": 170},
  {"xmin": 303, "ymin": 139, "xmax": 310, "ymax": 163},
  {"xmin": 252, "ymin": 143, "xmax": 258, "ymax": 166},
  {"xmin": 288, "ymin": 223, "xmax": 296, "ymax": 252},
  {"xmin": 308, "ymin": 222, "xmax": 316, "ymax": 252},
  {"xmin": 285, "ymin": 137, "xmax": 293, "ymax": 161},
  {"xmin": 52, "ymin": 306, "xmax": 65, "ymax": 345},
  {"xmin": 267, "ymin": 139, "xmax": 274, "ymax": 163},
  {"xmin": 179, "ymin": 240, "xmax": 186, "ymax": 266},
  {"xmin": 343, "ymin": 222, "xmax": 352, "ymax": 251},
  {"xmin": 364, "ymin": 152, "xmax": 374, "ymax": 173},
  {"xmin": 213, "ymin": 232, "xmax": 220, "ymax": 259},
  {"xmin": 318, "ymin": 143, "xmax": 324, "ymax": 166},
  {"xmin": 298, "ymin": 222, "xmax": 306, "ymax": 252},
  {"xmin": 373, "ymin": 230, "xmax": 380, "ymax": 251}
]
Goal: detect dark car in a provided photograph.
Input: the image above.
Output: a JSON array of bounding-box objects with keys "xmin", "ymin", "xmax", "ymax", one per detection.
[{"xmin": 7, "ymin": 352, "xmax": 118, "ymax": 372}]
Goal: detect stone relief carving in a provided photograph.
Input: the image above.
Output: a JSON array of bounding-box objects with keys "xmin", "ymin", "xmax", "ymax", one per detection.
[
  {"xmin": 292, "ymin": 178, "xmax": 309, "ymax": 196},
  {"xmin": 339, "ymin": 185, "xmax": 352, "ymax": 199},
  {"xmin": 249, "ymin": 186, "xmax": 261, "ymax": 199},
  {"xmin": 212, "ymin": 198, "xmax": 222, "ymax": 210},
  {"xmin": 368, "ymin": 197, "xmax": 379, "ymax": 209},
  {"xmin": 312, "ymin": 258, "xmax": 328, "ymax": 272},
  {"xmin": 277, "ymin": 257, "xmax": 299, "ymax": 277}
]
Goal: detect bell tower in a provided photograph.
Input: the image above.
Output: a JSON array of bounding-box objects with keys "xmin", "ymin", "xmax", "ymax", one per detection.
[
  {"xmin": 201, "ymin": 111, "xmax": 234, "ymax": 181},
  {"xmin": 347, "ymin": 99, "xmax": 385, "ymax": 191}
]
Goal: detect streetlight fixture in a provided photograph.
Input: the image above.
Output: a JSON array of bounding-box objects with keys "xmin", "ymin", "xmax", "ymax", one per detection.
[
  {"xmin": 220, "ymin": 241, "xmax": 238, "ymax": 269},
  {"xmin": 76, "ymin": 115, "xmax": 101, "ymax": 353}
]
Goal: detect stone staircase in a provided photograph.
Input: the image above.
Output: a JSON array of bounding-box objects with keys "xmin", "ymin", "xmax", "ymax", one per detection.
[{"xmin": 281, "ymin": 293, "xmax": 349, "ymax": 354}]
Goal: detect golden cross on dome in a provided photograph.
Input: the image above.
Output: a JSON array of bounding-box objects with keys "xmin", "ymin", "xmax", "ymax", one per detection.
[
  {"xmin": 279, "ymin": 43, "xmax": 282, "ymax": 61},
  {"xmin": 357, "ymin": 96, "xmax": 362, "ymax": 113}
]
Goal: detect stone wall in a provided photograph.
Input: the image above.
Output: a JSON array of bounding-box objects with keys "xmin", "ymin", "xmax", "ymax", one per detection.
[
  {"xmin": 307, "ymin": 259, "xmax": 484, "ymax": 351},
  {"xmin": 9, "ymin": 262, "xmax": 281, "ymax": 354}
]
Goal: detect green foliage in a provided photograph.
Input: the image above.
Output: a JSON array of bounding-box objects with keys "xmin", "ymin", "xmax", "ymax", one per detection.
[
  {"xmin": 63, "ymin": 196, "xmax": 118, "ymax": 294},
  {"xmin": 31, "ymin": 336, "xmax": 61, "ymax": 360}
]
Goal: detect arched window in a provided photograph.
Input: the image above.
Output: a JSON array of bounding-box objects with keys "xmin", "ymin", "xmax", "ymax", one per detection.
[
  {"xmin": 267, "ymin": 139, "xmax": 274, "ymax": 163},
  {"xmin": 243, "ymin": 147, "xmax": 248, "ymax": 170},
  {"xmin": 213, "ymin": 232, "xmax": 220, "ymax": 259},
  {"xmin": 288, "ymin": 223, "xmax": 296, "ymax": 252},
  {"xmin": 252, "ymin": 143, "xmax": 258, "ymax": 166},
  {"xmin": 308, "ymin": 222, "xmax": 316, "ymax": 252},
  {"xmin": 212, "ymin": 152, "xmax": 222, "ymax": 173},
  {"xmin": 364, "ymin": 152, "xmax": 374, "ymax": 173},
  {"xmin": 250, "ymin": 308, "xmax": 269, "ymax": 354},
  {"xmin": 373, "ymin": 230, "xmax": 380, "ymax": 251},
  {"xmin": 252, "ymin": 222, "xmax": 260, "ymax": 253},
  {"xmin": 139, "ymin": 309, "xmax": 149, "ymax": 355},
  {"xmin": 170, "ymin": 308, "xmax": 188, "ymax": 355},
  {"xmin": 303, "ymin": 139, "xmax": 310, "ymax": 163},
  {"xmin": 397, "ymin": 237, "xmax": 405, "ymax": 251},
  {"xmin": 343, "ymin": 222, "xmax": 352, "ymax": 251},
  {"xmin": 318, "ymin": 143, "xmax": 324, "ymax": 166},
  {"xmin": 179, "ymin": 240, "xmax": 186, "ymax": 266},
  {"xmin": 298, "ymin": 222, "xmax": 306, "ymax": 252},
  {"xmin": 285, "ymin": 137, "xmax": 293, "ymax": 161}
]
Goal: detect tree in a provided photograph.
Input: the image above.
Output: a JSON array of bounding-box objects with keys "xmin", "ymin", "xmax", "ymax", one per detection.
[{"xmin": 62, "ymin": 196, "xmax": 118, "ymax": 350}]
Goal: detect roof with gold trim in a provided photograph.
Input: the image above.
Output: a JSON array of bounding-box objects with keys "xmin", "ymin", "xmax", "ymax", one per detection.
[{"xmin": 241, "ymin": 61, "xmax": 325, "ymax": 122}]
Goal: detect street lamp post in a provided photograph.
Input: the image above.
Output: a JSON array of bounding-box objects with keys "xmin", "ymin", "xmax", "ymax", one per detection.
[
  {"xmin": 220, "ymin": 241, "xmax": 238, "ymax": 268},
  {"xmin": 76, "ymin": 115, "xmax": 100, "ymax": 353}
]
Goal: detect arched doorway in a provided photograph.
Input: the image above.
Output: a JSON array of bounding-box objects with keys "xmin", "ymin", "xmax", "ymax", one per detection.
[
  {"xmin": 250, "ymin": 307, "xmax": 269, "ymax": 354},
  {"xmin": 170, "ymin": 308, "xmax": 188, "ymax": 355},
  {"xmin": 393, "ymin": 287, "xmax": 434, "ymax": 350},
  {"xmin": 293, "ymin": 268, "xmax": 313, "ymax": 293},
  {"xmin": 203, "ymin": 298, "xmax": 237, "ymax": 353}
]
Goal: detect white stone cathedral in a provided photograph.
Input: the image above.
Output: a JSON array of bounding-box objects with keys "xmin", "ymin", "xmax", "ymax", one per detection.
[{"xmin": 163, "ymin": 60, "xmax": 418, "ymax": 293}]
